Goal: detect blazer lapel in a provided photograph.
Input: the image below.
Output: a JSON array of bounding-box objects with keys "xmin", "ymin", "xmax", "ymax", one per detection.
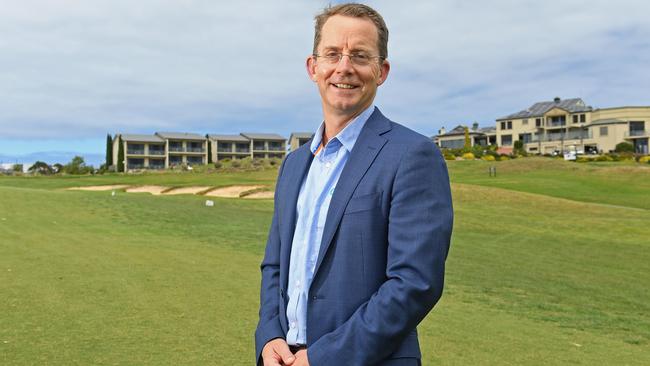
[
  {"xmin": 313, "ymin": 108, "xmax": 391, "ymax": 277},
  {"xmin": 279, "ymin": 143, "xmax": 313, "ymax": 292}
]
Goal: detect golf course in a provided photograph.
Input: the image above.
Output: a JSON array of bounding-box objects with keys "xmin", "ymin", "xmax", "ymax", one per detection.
[{"xmin": 1, "ymin": 157, "xmax": 648, "ymax": 365}]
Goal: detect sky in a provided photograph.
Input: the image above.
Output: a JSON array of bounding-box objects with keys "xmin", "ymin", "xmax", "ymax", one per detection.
[{"xmin": 1, "ymin": 0, "xmax": 649, "ymax": 166}]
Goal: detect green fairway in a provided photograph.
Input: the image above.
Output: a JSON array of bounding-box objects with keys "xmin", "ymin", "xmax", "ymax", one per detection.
[{"xmin": 1, "ymin": 158, "xmax": 648, "ymax": 365}]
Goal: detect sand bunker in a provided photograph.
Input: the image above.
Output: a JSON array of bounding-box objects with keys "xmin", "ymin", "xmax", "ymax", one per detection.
[
  {"xmin": 243, "ymin": 191, "xmax": 274, "ymax": 199},
  {"xmin": 204, "ymin": 185, "xmax": 265, "ymax": 198},
  {"xmin": 162, "ymin": 186, "xmax": 212, "ymax": 195},
  {"xmin": 68, "ymin": 185, "xmax": 130, "ymax": 191},
  {"xmin": 125, "ymin": 185, "xmax": 168, "ymax": 195}
]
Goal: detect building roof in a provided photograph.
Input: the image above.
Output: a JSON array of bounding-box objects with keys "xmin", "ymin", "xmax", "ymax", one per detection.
[
  {"xmin": 240, "ymin": 133, "xmax": 286, "ymax": 140},
  {"xmin": 119, "ymin": 134, "xmax": 164, "ymax": 143},
  {"xmin": 155, "ymin": 132, "xmax": 206, "ymax": 140},
  {"xmin": 289, "ymin": 132, "xmax": 314, "ymax": 140},
  {"xmin": 207, "ymin": 134, "xmax": 249, "ymax": 142},
  {"xmin": 438, "ymin": 124, "xmax": 491, "ymax": 137},
  {"xmin": 498, "ymin": 97, "xmax": 592, "ymax": 120},
  {"xmin": 589, "ymin": 118, "xmax": 628, "ymax": 126}
]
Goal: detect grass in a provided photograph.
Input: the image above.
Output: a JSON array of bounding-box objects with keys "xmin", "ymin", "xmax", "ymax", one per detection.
[{"xmin": 1, "ymin": 157, "xmax": 648, "ymax": 365}]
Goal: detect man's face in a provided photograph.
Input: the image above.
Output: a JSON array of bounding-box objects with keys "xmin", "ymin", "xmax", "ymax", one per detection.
[{"xmin": 307, "ymin": 15, "xmax": 390, "ymax": 119}]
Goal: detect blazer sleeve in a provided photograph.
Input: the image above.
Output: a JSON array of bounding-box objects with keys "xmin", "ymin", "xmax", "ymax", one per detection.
[
  {"xmin": 254, "ymin": 157, "xmax": 289, "ymax": 364},
  {"xmin": 308, "ymin": 139, "xmax": 454, "ymax": 365}
]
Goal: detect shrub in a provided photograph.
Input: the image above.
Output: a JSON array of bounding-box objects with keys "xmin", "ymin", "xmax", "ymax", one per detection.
[
  {"xmin": 595, "ymin": 155, "xmax": 613, "ymax": 162},
  {"xmin": 481, "ymin": 155, "xmax": 495, "ymax": 161},
  {"xmin": 461, "ymin": 152, "xmax": 475, "ymax": 160},
  {"xmin": 498, "ymin": 155, "xmax": 510, "ymax": 161},
  {"xmin": 615, "ymin": 142, "xmax": 634, "ymax": 153},
  {"xmin": 443, "ymin": 152, "xmax": 455, "ymax": 161},
  {"xmin": 214, "ymin": 161, "xmax": 223, "ymax": 169},
  {"xmin": 638, "ymin": 156, "xmax": 650, "ymax": 164},
  {"xmin": 231, "ymin": 160, "xmax": 241, "ymax": 168}
]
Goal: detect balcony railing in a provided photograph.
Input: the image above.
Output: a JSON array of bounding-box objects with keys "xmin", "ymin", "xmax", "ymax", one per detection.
[
  {"xmin": 546, "ymin": 120, "xmax": 566, "ymax": 128},
  {"xmin": 169, "ymin": 146, "xmax": 184, "ymax": 152},
  {"xmin": 127, "ymin": 164, "xmax": 144, "ymax": 169},
  {"xmin": 268, "ymin": 146, "xmax": 285, "ymax": 151},
  {"xmin": 235, "ymin": 149, "xmax": 250, "ymax": 153},
  {"xmin": 217, "ymin": 148, "xmax": 232, "ymax": 152},
  {"xmin": 127, "ymin": 150, "xmax": 145, "ymax": 155},
  {"xmin": 149, "ymin": 150, "xmax": 165, "ymax": 155},
  {"xmin": 253, "ymin": 145, "xmax": 266, "ymax": 151},
  {"xmin": 530, "ymin": 131, "xmax": 592, "ymax": 142},
  {"xmin": 187, "ymin": 147, "xmax": 205, "ymax": 153},
  {"xmin": 625, "ymin": 130, "xmax": 648, "ymax": 137}
]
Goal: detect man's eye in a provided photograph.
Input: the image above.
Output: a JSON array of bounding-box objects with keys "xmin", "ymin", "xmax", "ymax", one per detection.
[{"xmin": 325, "ymin": 52, "xmax": 340, "ymax": 58}]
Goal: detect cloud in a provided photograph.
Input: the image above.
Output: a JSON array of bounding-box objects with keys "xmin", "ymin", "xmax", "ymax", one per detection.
[{"xmin": 0, "ymin": 0, "xmax": 648, "ymax": 151}]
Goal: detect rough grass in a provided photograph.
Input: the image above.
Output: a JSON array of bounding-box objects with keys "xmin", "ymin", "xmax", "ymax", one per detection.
[{"xmin": 1, "ymin": 158, "xmax": 648, "ymax": 365}]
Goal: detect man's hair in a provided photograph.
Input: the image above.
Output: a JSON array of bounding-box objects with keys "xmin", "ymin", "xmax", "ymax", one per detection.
[{"xmin": 313, "ymin": 3, "xmax": 389, "ymax": 60}]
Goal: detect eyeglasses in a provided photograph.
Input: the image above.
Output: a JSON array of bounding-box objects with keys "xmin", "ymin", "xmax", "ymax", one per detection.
[{"xmin": 313, "ymin": 52, "xmax": 382, "ymax": 67}]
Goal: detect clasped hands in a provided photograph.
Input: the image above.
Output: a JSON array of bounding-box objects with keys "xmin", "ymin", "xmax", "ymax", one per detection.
[{"xmin": 262, "ymin": 338, "xmax": 309, "ymax": 366}]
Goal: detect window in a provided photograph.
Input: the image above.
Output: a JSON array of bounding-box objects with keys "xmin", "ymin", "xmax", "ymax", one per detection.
[
  {"xmin": 507, "ymin": 121, "xmax": 513, "ymax": 129},
  {"xmin": 501, "ymin": 135, "xmax": 512, "ymax": 146},
  {"xmin": 580, "ymin": 114, "xmax": 586, "ymax": 123},
  {"xmin": 536, "ymin": 118, "xmax": 542, "ymax": 127},
  {"xmin": 573, "ymin": 115, "xmax": 578, "ymax": 123},
  {"xmin": 519, "ymin": 133, "xmax": 532, "ymax": 143},
  {"xmin": 440, "ymin": 139, "xmax": 465, "ymax": 149},
  {"xmin": 600, "ymin": 126, "xmax": 608, "ymax": 136},
  {"xmin": 500, "ymin": 122, "xmax": 506, "ymax": 130},
  {"xmin": 522, "ymin": 119, "xmax": 528, "ymax": 125}
]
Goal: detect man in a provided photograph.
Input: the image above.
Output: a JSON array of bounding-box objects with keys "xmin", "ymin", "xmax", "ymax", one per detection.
[{"xmin": 255, "ymin": 3, "xmax": 453, "ymax": 365}]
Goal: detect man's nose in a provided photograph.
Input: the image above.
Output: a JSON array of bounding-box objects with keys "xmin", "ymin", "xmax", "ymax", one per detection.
[{"xmin": 334, "ymin": 54, "xmax": 355, "ymax": 73}]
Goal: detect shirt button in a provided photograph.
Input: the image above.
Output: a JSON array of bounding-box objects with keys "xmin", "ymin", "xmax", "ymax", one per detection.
[
  {"xmin": 290, "ymin": 322, "xmax": 296, "ymax": 329},
  {"xmin": 325, "ymin": 162, "xmax": 331, "ymax": 168},
  {"xmin": 295, "ymin": 280, "xmax": 301, "ymax": 288}
]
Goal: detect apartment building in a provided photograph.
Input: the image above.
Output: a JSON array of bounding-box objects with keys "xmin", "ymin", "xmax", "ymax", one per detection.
[
  {"xmin": 112, "ymin": 134, "xmax": 167, "ymax": 170},
  {"xmin": 240, "ymin": 133, "xmax": 286, "ymax": 159},
  {"xmin": 113, "ymin": 132, "xmax": 288, "ymax": 171},
  {"xmin": 288, "ymin": 132, "xmax": 314, "ymax": 151},
  {"xmin": 496, "ymin": 97, "xmax": 650, "ymax": 154},
  {"xmin": 155, "ymin": 132, "xmax": 208, "ymax": 168},
  {"xmin": 207, "ymin": 134, "xmax": 251, "ymax": 161}
]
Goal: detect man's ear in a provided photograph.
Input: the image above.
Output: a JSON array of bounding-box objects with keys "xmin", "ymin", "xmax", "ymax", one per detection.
[
  {"xmin": 306, "ymin": 55, "xmax": 317, "ymax": 82},
  {"xmin": 377, "ymin": 59, "xmax": 390, "ymax": 86}
]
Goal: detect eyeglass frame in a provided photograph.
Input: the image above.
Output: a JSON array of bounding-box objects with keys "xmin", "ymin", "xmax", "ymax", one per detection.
[{"xmin": 312, "ymin": 52, "xmax": 384, "ymax": 67}]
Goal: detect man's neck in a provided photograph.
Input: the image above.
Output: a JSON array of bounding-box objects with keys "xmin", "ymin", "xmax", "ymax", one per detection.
[{"xmin": 321, "ymin": 105, "xmax": 372, "ymax": 146}]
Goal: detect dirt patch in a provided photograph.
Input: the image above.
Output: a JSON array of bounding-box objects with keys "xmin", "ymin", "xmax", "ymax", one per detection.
[
  {"xmin": 67, "ymin": 185, "xmax": 130, "ymax": 191},
  {"xmin": 125, "ymin": 185, "xmax": 168, "ymax": 195},
  {"xmin": 162, "ymin": 186, "xmax": 212, "ymax": 195},
  {"xmin": 243, "ymin": 191, "xmax": 274, "ymax": 199},
  {"xmin": 204, "ymin": 185, "xmax": 265, "ymax": 198}
]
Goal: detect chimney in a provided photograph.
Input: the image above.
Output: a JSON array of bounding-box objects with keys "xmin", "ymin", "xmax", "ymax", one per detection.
[
  {"xmin": 472, "ymin": 122, "xmax": 479, "ymax": 131},
  {"xmin": 554, "ymin": 96, "xmax": 561, "ymax": 103},
  {"xmin": 439, "ymin": 127, "xmax": 446, "ymax": 135}
]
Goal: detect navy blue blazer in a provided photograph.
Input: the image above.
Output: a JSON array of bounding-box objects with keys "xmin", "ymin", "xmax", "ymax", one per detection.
[{"xmin": 255, "ymin": 108, "xmax": 453, "ymax": 365}]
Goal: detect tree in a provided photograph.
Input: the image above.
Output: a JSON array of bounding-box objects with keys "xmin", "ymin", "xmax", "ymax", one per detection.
[
  {"xmin": 52, "ymin": 163, "xmax": 64, "ymax": 174},
  {"xmin": 207, "ymin": 141, "xmax": 213, "ymax": 164},
  {"xmin": 64, "ymin": 156, "xmax": 88, "ymax": 175},
  {"xmin": 463, "ymin": 127, "xmax": 471, "ymax": 149},
  {"xmin": 28, "ymin": 161, "xmax": 53, "ymax": 175},
  {"xmin": 12, "ymin": 164, "xmax": 23, "ymax": 173},
  {"xmin": 117, "ymin": 136, "xmax": 125, "ymax": 172},
  {"xmin": 106, "ymin": 134, "xmax": 113, "ymax": 167}
]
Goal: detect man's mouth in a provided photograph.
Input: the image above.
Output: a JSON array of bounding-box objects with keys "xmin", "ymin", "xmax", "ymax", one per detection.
[{"xmin": 332, "ymin": 83, "xmax": 358, "ymax": 89}]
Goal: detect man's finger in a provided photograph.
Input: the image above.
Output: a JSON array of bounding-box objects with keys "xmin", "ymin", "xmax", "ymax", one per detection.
[{"xmin": 275, "ymin": 342, "xmax": 296, "ymax": 365}]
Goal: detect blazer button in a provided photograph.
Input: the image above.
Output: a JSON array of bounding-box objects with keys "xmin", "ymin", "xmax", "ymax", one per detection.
[{"xmin": 311, "ymin": 295, "xmax": 318, "ymax": 300}]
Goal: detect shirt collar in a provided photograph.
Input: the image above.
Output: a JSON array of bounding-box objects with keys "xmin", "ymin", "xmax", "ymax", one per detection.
[{"xmin": 310, "ymin": 104, "xmax": 375, "ymax": 154}]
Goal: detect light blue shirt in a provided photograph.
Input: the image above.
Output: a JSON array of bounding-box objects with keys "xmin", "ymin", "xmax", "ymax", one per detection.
[{"xmin": 286, "ymin": 105, "xmax": 375, "ymax": 345}]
